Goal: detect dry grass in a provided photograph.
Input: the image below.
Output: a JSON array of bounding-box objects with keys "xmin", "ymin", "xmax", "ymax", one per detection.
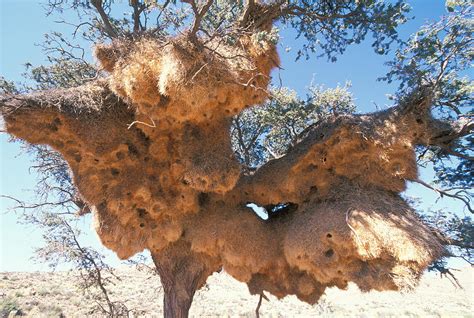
[{"xmin": 0, "ymin": 267, "xmax": 472, "ymax": 317}]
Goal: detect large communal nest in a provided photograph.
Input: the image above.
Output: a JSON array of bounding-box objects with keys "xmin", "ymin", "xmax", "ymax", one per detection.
[{"xmin": 0, "ymin": 33, "xmax": 447, "ymax": 308}]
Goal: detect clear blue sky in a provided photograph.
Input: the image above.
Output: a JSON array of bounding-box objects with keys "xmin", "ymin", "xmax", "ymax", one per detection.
[{"xmin": 0, "ymin": 0, "xmax": 467, "ymax": 272}]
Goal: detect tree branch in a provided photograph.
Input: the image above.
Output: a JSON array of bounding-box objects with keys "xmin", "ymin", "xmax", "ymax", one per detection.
[
  {"xmin": 130, "ymin": 0, "xmax": 148, "ymax": 34},
  {"xmin": 410, "ymin": 179, "xmax": 473, "ymax": 214},
  {"xmin": 182, "ymin": 0, "xmax": 214, "ymax": 41},
  {"xmin": 90, "ymin": 0, "xmax": 119, "ymax": 38},
  {"xmin": 239, "ymin": 0, "xmax": 255, "ymax": 27},
  {"xmin": 255, "ymin": 291, "xmax": 269, "ymax": 318}
]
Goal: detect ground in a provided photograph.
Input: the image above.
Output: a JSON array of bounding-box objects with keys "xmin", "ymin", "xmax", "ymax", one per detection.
[{"xmin": 0, "ymin": 267, "xmax": 472, "ymax": 317}]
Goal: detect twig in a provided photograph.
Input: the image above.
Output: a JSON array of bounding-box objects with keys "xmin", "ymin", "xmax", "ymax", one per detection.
[
  {"xmin": 411, "ymin": 179, "xmax": 473, "ymax": 214},
  {"xmin": 346, "ymin": 208, "xmax": 373, "ymax": 257},
  {"xmin": 438, "ymin": 267, "xmax": 463, "ymax": 289},
  {"xmin": 189, "ymin": 62, "xmax": 209, "ymax": 83},
  {"xmin": 0, "ymin": 194, "xmax": 74, "ymax": 211},
  {"xmin": 255, "ymin": 291, "xmax": 269, "ymax": 318},
  {"xmin": 127, "ymin": 116, "xmax": 156, "ymax": 129},
  {"xmin": 182, "ymin": 0, "xmax": 214, "ymax": 40},
  {"xmin": 439, "ymin": 146, "xmax": 474, "ymax": 161}
]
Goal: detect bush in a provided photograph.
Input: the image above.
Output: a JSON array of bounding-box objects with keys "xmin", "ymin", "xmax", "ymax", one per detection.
[{"xmin": 0, "ymin": 297, "xmax": 20, "ymax": 318}]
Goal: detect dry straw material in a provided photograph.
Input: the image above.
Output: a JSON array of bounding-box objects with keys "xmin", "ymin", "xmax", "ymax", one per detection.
[{"xmin": 1, "ymin": 33, "xmax": 446, "ymax": 305}]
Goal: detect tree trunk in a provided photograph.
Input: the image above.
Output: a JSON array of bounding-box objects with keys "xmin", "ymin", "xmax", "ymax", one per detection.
[
  {"xmin": 157, "ymin": 263, "xmax": 199, "ymax": 318},
  {"xmin": 151, "ymin": 241, "xmax": 220, "ymax": 318}
]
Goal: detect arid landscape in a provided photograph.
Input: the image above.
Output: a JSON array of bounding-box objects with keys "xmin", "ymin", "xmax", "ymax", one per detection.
[{"xmin": 0, "ymin": 266, "xmax": 472, "ymax": 317}]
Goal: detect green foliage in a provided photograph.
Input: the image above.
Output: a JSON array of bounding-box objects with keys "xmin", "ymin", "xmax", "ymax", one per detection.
[
  {"xmin": 201, "ymin": 0, "xmax": 244, "ymax": 36},
  {"xmin": 307, "ymin": 82, "xmax": 357, "ymax": 116},
  {"xmin": 0, "ymin": 297, "xmax": 20, "ymax": 317},
  {"xmin": 28, "ymin": 61, "xmax": 95, "ymax": 90},
  {"xmin": 446, "ymin": 0, "xmax": 473, "ymax": 13},
  {"xmin": 422, "ymin": 210, "xmax": 473, "ymax": 265},
  {"xmin": 231, "ymin": 83, "xmax": 355, "ymax": 168},
  {"xmin": 434, "ymin": 143, "xmax": 473, "ymax": 189},
  {"xmin": 284, "ymin": 0, "xmax": 410, "ymax": 60},
  {"xmin": 0, "ymin": 77, "xmax": 19, "ymax": 94},
  {"xmin": 40, "ymin": 0, "xmax": 411, "ymax": 60},
  {"xmin": 381, "ymin": 3, "xmax": 473, "ymax": 114},
  {"xmin": 25, "ymin": 32, "xmax": 98, "ymax": 90},
  {"xmin": 382, "ymin": 3, "xmax": 473, "ymax": 240}
]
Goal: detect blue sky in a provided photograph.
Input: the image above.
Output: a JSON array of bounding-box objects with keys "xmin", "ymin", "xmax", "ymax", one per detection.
[{"xmin": 0, "ymin": 0, "xmax": 467, "ymax": 272}]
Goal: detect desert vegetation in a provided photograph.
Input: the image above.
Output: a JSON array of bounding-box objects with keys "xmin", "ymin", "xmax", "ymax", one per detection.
[{"xmin": 0, "ymin": 267, "xmax": 473, "ymax": 317}]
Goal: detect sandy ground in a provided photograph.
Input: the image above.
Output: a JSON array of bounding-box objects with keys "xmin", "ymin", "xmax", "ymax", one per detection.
[{"xmin": 0, "ymin": 267, "xmax": 472, "ymax": 317}]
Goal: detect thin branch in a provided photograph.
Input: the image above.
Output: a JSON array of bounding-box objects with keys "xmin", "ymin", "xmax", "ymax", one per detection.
[
  {"xmin": 0, "ymin": 194, "xmax": 75, "ymax": 211},
  {"xmin": 130, "ymin": 0, "xmax": 148, "ymax": 34},
  {"xmin": 53, "ymin": 20, "xmax": 95, "ymax": 39},
  {"xmin": 255, "ymin": 291, "xmax": 268, "ymax": 318},
  {"xmin": 62, "ymin": 219, "xmax": 117, "ymax": 314},
  {"xmin": 439, "ymin": 146, "xmax": 474, "ymax": 161},
  {"xmin": 435, "ymin": 266, "xmax": 464, "ymax": 289},
  {"xmin": 240, "ymin": 0, "xmax": 255, "ymax": 27},
  {"xmin": 90, "ymin": 0, "xmax": 118, "ymax": 38},
  {"xmin": 127, "ymin": 116, "xmax": 156, "ymax": 129},
  {"xmin": 182, "ymin": 0, "xmax": 214, "ymax": 40},
  {"xmin": 410, "ymin": 179, "xmax": 473, "ymax": 214},
  {"xmin": 346, "ymin": 208, "xmax": 373, "ymax": 257},
  {"xmin": 156, "ymin": 0, "xmax": 172, "ymax": 24}
]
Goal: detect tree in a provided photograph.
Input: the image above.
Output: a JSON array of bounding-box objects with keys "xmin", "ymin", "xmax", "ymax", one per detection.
[
  {"xmin": 1, "ymin": 1, "xmax": 472, "ymax": 317},
  {"xmin": 1, "ymin": 141, "xmax": 137, "ymax": 317},
  {"xmin": 231, "ymin": 83, "xmax": 356, "ymax": 169},
  {"xmin": 379, "ymin": 0, "xmax": 473, "ymax": 269}
]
